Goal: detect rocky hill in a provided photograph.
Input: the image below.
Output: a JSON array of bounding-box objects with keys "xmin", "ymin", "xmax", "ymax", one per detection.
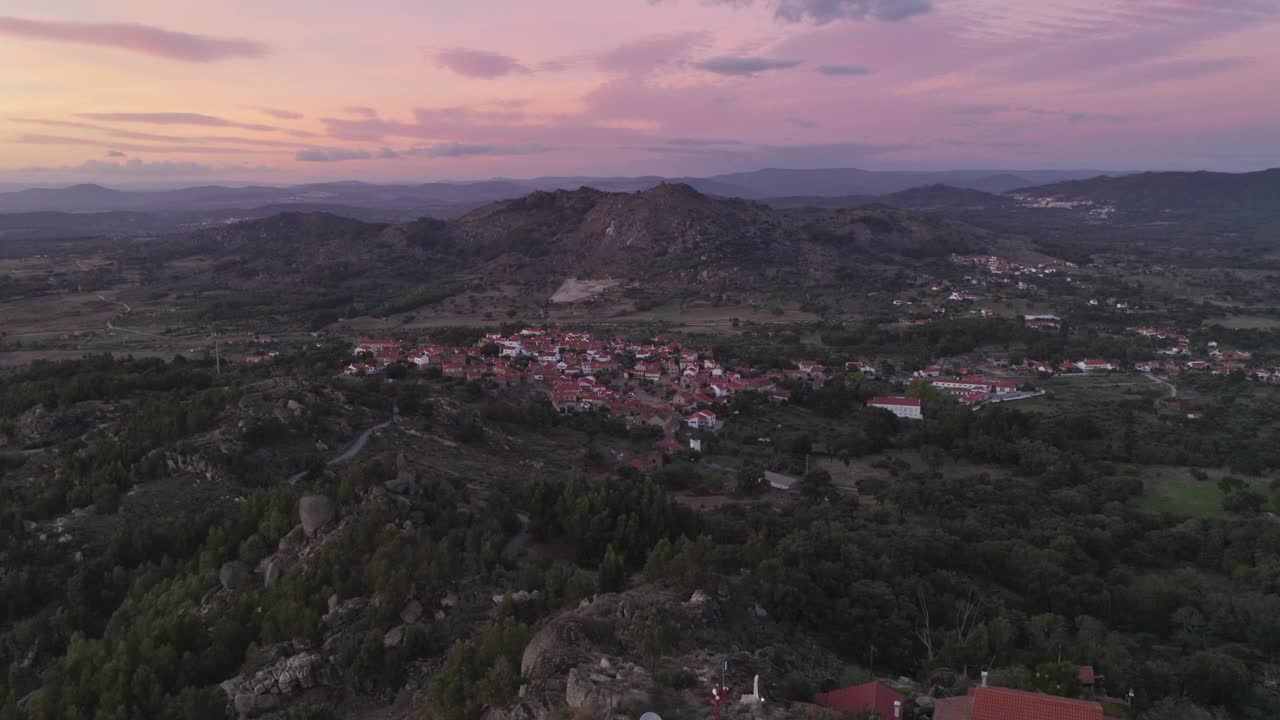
[
  {"xmin": 765, "ymin": 184, "xmax": 1018, "ymax": 213},
  {"xmin": 150, "ymin": 184, "xmax": 995, "ymax": 301},
  {"xmin": 1012, "ymin": 168, "xmax": 1280, "ymax": 213},
  {"xmin": 422, "ymin": 183, "xmax": 990, "ymax": 280}
]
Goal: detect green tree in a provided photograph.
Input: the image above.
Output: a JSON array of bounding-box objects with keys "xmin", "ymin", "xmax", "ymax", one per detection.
[
  {"xmin": 597, "ymin": 544, "xmax": 626, "ymax": 593},
  {"xmin": 1181, "ymin": 651, "xmax": 1249, "ymax": 708}
]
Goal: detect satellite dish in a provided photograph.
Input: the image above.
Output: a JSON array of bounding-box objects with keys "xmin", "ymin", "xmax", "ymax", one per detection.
[{"xmin": 640, "ymin": 713, "xmax": 663, "ymax": 720}]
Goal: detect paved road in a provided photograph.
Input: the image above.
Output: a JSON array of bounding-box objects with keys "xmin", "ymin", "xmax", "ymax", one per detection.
[
  {"xmin": 1144, "ymin": 372, "xmax": 1178, "ymax": 399},
  {"xmin": 96, "ymin": 293, "xmax": 132, "ymax": 314},
  {"xmin": 96, "ymin": 293, "xmax": 168, "ymax": 339},
  {"xmin": 288, "ymin": 404, "xmax": 398, "ymax": 486}
]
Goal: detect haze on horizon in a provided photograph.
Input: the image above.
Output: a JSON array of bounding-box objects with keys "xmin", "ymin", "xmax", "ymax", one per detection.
[{"xmin": 1, "ymin": 0, "xmax": 1278, "ymax": 187}]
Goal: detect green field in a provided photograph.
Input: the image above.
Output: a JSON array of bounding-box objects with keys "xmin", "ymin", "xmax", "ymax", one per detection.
[
  {"xmin": 1137, "ymin": 466, "xmax": 1274, "ymax": 518},
  {"xmin": 1139, "ymin": 475, "xmax": 1230, "ymax": 518}
]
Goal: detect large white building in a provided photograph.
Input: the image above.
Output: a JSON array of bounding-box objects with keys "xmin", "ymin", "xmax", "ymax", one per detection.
[{"xmin": 867, "ymin": 397, "xmax": 923, "ymax": 420}]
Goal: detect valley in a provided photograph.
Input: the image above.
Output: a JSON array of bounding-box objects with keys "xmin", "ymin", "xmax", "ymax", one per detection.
[{"xmin": 2, "ymin": 172, "xmax": 1280, "ymax": 720}]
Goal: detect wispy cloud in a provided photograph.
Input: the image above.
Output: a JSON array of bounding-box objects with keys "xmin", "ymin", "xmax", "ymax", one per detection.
[
  {"xmin": 692, "ymin": 55, "xmax": 803, "ymax": 76},
  {"xmin": 431, "ymin": 47, "xmax": 529, "ymax": 78},
  {"xmin": 295, "ymin": 147, "xmax": 375, "ymax": 162},
  {"xmin": 595, "ymin": 32, "xmax": 711, "ymax": 74},
  {"xmin": 944, "ymin": 105, "xmax": 1128, "ymax": 124},
  {"xmin": 17, "ymin": 158, "xmax": 269, "ymax": 180},
  {"xmin": 0, "ymin": 16, "xmax": 267, "ymax": 62},
  {"xmin": 12, "ymin": 116, "xmax": 310, "ymax": 147},
  {"xmin": 404, "ymin": 142, "xmax": 550, "ymax": 158},
  {"xmin": 79, "ymin": 112, "xmax": 273, "ymax": 130},
  {"xmin": 775, "ymin": 0, "xmax": 932, "ymax": 23},
  {"xmin": 75, "ymin": 112, "xmax": 317, "ymax": 137},
  {"xmin": 816, "ymin": 63, "xmax": 871, "ymax": 75},
  {"xmin": 1124, "ymin": 56, "xmax": 1253, "ymax": 85},
  {"xmin": 667, "ymin": 137, "xmax": 745, "ymax": 146},
  {"xmin": 294, "ymin": 142, "xmax": 549, "ymax": 162},
  {"xmin": 246, "ymin": 106, "xmax": 303, "ymax": 120},
  {"xmin": 699, "ymin": 0, "xmax": 932, "ymax": 24},
  {"xmin": 14, "ymin": 133, "xmax": 277, "ymax": 155}
]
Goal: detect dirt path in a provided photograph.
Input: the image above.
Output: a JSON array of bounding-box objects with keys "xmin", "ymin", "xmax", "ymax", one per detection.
[
  {"xmin": 1145, "ymin": 372, "xmax": 1178, "ymax": 399},
  {"xmin": 95, "ymin": 292, "xmax": 169, "ymax": 339},
  {"xmin": 95, "ymin": 292, "xmax": 132, "ymax": 314}
]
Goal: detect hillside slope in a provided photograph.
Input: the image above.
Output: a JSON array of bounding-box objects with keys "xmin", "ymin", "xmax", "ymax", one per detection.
[
  {"xmin": 1013, "ymin": 168, "xmax": 1280, "ymax": 213},
  {"xmin": 448, "ymin": 183, "xmax": 993, "ymax": 283}
]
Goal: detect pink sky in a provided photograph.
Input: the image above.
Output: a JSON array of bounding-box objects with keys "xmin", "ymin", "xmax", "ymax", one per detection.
[{"xmin": 1, "ymin": 0, "xmax": 1277, "ymax": 185}]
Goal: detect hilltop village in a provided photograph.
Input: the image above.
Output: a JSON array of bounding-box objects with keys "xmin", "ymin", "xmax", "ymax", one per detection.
[
  {"xmin": 348, "ymin": 328, "xmax": 845, "ymax": 435},
  {"xmin": 343, "ymin": 327, "xmax": 1060, "ymax": 434}
]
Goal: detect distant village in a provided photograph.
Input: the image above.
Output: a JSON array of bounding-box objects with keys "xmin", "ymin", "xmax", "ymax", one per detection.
[
  {"xmin": 339, "ymin": 327, "xmax": 1065, "ymax": 438},
  {"xmin": 345, "ymin": 328, "xmax": 845, "ymax": 441}
]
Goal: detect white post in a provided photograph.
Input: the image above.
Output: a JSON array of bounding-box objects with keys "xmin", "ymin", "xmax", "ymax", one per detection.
[{"xmin": 981, "ymin": 671, "xmax": 989, "ymax": 687}]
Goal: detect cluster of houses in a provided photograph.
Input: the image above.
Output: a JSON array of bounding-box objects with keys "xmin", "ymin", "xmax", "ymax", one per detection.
[
  {"xmin": 811, "ymin": 676, "xmax": 1105, "ymax": 720},
  {"xmin": 1124, "ymin": 329, "xmax": 1274, "ymax": 379},
  {"xmin": 911, "ymin": 366, "xmax": 1023, "ymax": 404},
  {"xmin": 894, "ymin": 255, "xmax": 1077, "ymax": 324},
  {"xmin": 347, "ymin": 329, "xmax": 872, "ymax": 441},
  {"xmin": 949, "ymin": 254, "xmax": 1075, "ymax": 297},
  {"xmin": 951, "ymin": 254, "xmax": 1074, "ymax": 279}
]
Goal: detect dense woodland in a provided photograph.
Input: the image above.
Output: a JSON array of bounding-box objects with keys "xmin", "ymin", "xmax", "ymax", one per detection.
[{"xmin": 4, "ymin": 299, "xmax": 1280, "ymax": 718}]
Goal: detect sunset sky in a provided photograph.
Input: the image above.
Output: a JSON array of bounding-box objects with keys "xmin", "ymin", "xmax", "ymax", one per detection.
[{"xmin": 1, "ymin": 0, "xmax": 1278, "ymax": 186}]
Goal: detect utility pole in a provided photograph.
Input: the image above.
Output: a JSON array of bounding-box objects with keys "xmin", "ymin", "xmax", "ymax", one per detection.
[{"xmin": 209, "ymin": 322, "xmax": 227, "ymax": 377}]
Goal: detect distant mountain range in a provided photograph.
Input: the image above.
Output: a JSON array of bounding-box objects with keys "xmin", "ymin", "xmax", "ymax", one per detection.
[
  {"xmin": 0, "ymin": 168, "xmax": 1113, "ymax": 216},
  {"xmin": 2, "ymin": 167, "xmax": 1276, "ymax": 243},
  {"xmin": 1010, "ymin": 168, "xmax": 1280, "ymax": 213}
]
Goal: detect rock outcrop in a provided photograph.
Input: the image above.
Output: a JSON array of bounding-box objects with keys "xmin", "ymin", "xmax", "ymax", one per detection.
[
  {"xmin": 564, "ymin": 661, "xmax": 654, "ymax": 714},
  {"xmin": 277, "ymin": 525, "xmax": 305, "ymax": 552},
  {"xmin": 220, "ymin": 644, "xmax": 338, "ymax": 719},
  {"xmin": 219, "ymin": 561, "xmax": 251, "ymax": 591},
  {"xmin": 298, "ymin": 495, "xmax": 336, "ymax": 535},
  {"xmin": 263, "ymin": 555, "xmax": 290, "ymax": 589}
]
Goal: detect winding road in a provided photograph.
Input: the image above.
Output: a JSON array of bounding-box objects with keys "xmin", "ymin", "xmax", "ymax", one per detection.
[
  {"xmin": 288, "ymin": 404, "xmax": 399, "ymax": 486},
  {"xmin": 95, "ymin": 293, "xmax": 167, "ymax": 339},
  {"xmin": 1145, "ymin": 372, "xmax": 1178, "ymax": 399}
]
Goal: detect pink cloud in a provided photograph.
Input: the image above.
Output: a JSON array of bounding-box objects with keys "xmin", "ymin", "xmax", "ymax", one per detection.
[
  {"xmin": 13, "ymin": 134, "xmax": 278, "ymax": 155},
  {"xmin": 431, "ymin": 47, "xmax": 529, "ymax": 78},
  {"xmin": 699, "ymin": 0, "xmax": 932, "ymax": 24},
  {"xmin": 11, "ymin": 117, "xmax": 309, "ymax": 148},
  {"xmin": 247, "ymin": 106, "xmax": 303, "ymax": 120},
  {"xmin": 75, "ymin": 112, "xmax": 318, "ymax": 137},
  {"xmin": 0, "ymin": 16, "xmax": 267, "ymax": 62},
  {"xmin": 595, "ymin": 32, "xmax": 710, "ymax": 74}
]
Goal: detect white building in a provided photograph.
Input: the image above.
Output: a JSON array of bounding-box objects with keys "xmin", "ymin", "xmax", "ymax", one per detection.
[
  {"xmin": 686, "ymin": 410, "xmax": 718, "ymax": 429},
  {"xmin": 867, "ymin": 397, "xmax": 923, "ymax": 420}
]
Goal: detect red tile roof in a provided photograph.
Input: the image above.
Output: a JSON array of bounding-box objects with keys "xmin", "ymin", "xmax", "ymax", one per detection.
[
  {"xmin": 814, "ymin": 682, "xmax": 905, "ymax": 719},
  {"xmin": 968, "ymin": 686, "xmax": 1102, "ymax": 720},
  {"xmin": 868, "ymin": 396, "xmax": 922, "ymax": 407}
]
